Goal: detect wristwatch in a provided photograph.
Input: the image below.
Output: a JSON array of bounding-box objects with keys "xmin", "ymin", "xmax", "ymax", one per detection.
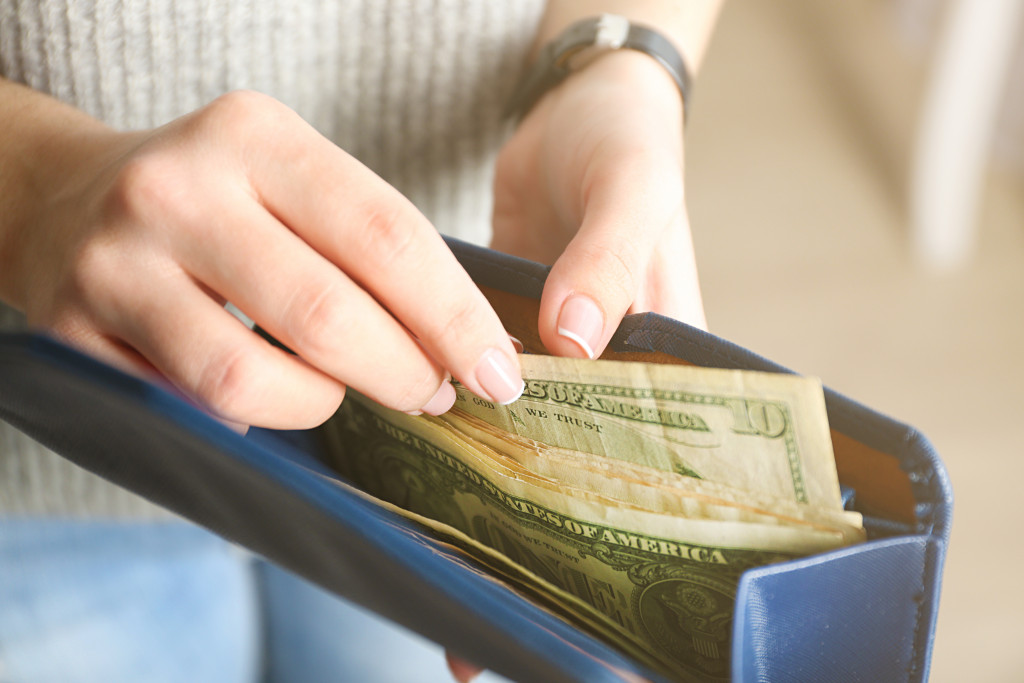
[{"xmin": 504, "ymin": 13, "xmax": 692, "ymax": 122}]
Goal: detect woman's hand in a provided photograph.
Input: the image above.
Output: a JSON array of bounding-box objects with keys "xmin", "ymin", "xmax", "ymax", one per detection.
[
  {"xmin": 453, "ymin": 46, "xmax": 702, "ymax": 683},
  {"xmin": 492, "ymin": 50, "xmax": 707, "ymax": 359},
  {"xmin": 0, "ymin": 85, "xmax": 524, "ymax": 429}
]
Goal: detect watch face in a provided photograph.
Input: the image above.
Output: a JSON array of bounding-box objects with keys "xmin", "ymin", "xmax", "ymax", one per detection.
[
  {"xmin": 593, "ymin": 13, "xmax": 630, "ymax": 49},
  {"xmin": 562, "ymin": 15, "xmax": 629, "ymax": 72}
]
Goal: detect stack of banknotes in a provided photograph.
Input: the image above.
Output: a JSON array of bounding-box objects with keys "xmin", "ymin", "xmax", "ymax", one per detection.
[{"xmin": 324, "ymin": 354, "xmax": 865, "ymax": 681}]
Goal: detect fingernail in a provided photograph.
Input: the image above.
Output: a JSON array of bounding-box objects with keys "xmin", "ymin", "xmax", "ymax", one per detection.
[
  {"xmin": 509, "ymin": 335, "xmax": 524, "ymax": 353},
  {"xmin": 420, "ymin": 381, "xmax": 457, "ymax": 416},
  {"xmin": 556, "ymin": 294, "xmax": 603, "ymax": 359},
  {"xmin": 475, "ymin": 348, "xmax": 524, "ymax": 405}
]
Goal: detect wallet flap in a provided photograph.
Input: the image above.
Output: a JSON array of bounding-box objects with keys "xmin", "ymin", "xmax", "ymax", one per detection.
[
  {"xmin": 0, "ymin": 333, "xmax": 668, "ymax": 683},
  {"xmin": 732, "ymin": 535, "xmax": 944, "ymax": 681}
]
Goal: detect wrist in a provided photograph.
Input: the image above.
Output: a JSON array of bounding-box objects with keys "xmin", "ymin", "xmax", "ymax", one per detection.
[
  {"xmin": 582, "ymin": 49, "xmax": 685, "ymax": 121},
  {"xmin": 537, "ymin": 49, "xmax": 686, "ymax": 159}
]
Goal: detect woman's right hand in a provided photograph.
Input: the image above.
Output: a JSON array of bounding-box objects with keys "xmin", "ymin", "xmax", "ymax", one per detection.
[{"xmin": 0, "ymin": 85, "xmax": 523, "ymax": 429}]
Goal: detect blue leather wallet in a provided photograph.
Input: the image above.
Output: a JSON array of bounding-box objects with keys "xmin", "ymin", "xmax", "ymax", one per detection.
[{"xmin": 0, "ymin": 238, "xmax": 952, "ymax": 682}]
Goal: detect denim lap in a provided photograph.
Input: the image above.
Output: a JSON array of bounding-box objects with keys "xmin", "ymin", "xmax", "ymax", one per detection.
[
  {"xmin": 0, "ymin": 520, "xmax": 261, "ymax": 683},
  {"xmin": 0, "ymin": 519, "xmax": 486, "ymax": 683}
]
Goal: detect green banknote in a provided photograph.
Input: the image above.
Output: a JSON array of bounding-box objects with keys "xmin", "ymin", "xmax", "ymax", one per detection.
[
  {"xmin": 439, "ymin": 408, "xmax": 864, "ymax": 544},
  {"xmin": 325, "ymin": 395, "xmax": 849, "ymax": 682},
  {"xmin": 452, "ymin": 354, "xmax": 843, "ymax": 511},
  {"xmin": 308, "ymin": 459, "xmax": 674, "ymax": 676}
]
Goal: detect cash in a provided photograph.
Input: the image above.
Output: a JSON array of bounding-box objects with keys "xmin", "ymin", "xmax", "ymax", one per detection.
[{"xmin": 323, "ymin": 354, "xmax": 864, "ymax": 681}]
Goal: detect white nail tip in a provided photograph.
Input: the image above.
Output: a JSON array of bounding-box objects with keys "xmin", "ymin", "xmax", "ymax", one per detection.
[
  {"xmin": 557, "ymin": 327, "xmax": 595, "ymax": 359},
  {"xmin": 486, "ymin": 354, "xmax": 525, "ymax": 405},
  {"xmin": 498, "ymin": 380, "xmax": 526, "ymax": 406}
]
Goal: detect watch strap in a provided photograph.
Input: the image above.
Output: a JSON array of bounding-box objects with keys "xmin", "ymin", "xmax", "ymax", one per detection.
[{"xmin": 505, "ymin": 14, "xmax": 692, "ymax": 122}]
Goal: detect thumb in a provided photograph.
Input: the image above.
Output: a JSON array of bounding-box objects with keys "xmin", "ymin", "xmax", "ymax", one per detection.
[{"xmin": 538, "ymin": 167, "xmax": 681, "ymax": 359}]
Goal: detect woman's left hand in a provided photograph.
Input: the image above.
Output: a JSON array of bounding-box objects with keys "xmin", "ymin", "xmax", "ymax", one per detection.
[{"xmin": 491, "ymin": 50, "xmax": 707, "ymax": 360}]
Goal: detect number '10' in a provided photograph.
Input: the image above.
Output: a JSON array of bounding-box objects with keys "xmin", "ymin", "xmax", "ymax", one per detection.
[{"xmin": 728, "ymin": 399, "xmax": 788, "ymax": 438}]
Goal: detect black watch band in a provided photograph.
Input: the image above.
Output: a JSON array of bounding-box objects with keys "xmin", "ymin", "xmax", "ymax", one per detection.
[{"xmin": 504, "ymin": 13, "xmax": 692, "ymax": 122}]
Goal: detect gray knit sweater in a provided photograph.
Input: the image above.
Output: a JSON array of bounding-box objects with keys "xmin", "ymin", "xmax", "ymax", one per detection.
[{"xmin": 0, "ymin": 0, "xmax": 546, "ymax": 517}]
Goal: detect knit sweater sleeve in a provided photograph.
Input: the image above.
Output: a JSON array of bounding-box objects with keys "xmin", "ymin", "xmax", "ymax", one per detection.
[{"xmin": 0, "ymin": 0, "xmax": 545, "ymax": 518}]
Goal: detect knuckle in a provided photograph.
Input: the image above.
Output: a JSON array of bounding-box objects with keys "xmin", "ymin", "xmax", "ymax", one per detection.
[
  {"xmin": 429, "ymin": 295, "xmax": 484, "ymax": 352},
  {"xmin": 211, "ymin": 89, "xmax": 272, "ymax": 111},
  {"xmin": 203, "ymin": 90, "xmax": 280, "ymax": 130},
  {"xmin": 284, "ymin": 283, "xmax": 349, "ymax": 360},
  {"xmin": 103, "ymin": 153, "xmax": 192, "ymax": 227},
  {"xmin": 65, "ymin": 238, "xmax": 124, "ymax": 307},
  {"xmin": 578, "ymin": 240, "xmax": 641, "ymax": 304},
  {"xmin": 387, "ymin": 371, "xmax": 440, "ymax": 413},
  {"xmin": 356, "ymin": 201, "xmax": 423, "ymax": 269},
  {"xmin": 200, "ymin": 91, "xmax": 315, "ymax": 173},
  {"xmin": 198, "ymin": 90, "xmax": 292, "ymax": 149},
  {"xmin": 194, "ymin": 344, "xmax": 261, "ymax": 420}
]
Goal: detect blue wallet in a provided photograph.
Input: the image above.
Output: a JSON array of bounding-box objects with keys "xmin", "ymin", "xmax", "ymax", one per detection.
[{"xmin": 0, "ymin": 238, "xmax": 952, "ymax": 682}]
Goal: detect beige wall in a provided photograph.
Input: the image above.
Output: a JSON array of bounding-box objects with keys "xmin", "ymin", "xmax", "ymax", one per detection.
[{"xmin": 687, "ymin": 2, "xmax": 1024, "ymax": 680}]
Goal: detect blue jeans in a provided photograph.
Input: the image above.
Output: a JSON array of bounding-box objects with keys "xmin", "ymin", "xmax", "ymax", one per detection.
[{"xmin": 0, "ymin": 519, "xmax": 479, "ymax": 683}]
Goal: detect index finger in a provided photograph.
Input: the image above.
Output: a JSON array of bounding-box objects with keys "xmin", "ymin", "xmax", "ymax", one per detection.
[{"xmin": 235, "ymin": 94, "xmax": 524, "ymax": 405}]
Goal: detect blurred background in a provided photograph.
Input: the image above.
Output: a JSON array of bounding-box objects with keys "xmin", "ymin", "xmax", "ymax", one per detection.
[{"xmin": 687, "ymin": 1, "xmax": 1024, "ymax": 680}]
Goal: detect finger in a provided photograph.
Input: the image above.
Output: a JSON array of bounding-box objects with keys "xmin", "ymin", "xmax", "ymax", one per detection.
[
  {"xmin": 180, "ymin": 191, "xmax": 456, "ymax": 415},
  {"xmin": 237, "ymin": 101, "xmax": 523, "ymax": 405},
  {"xmin": 46, "ymin": 319, "xmax": 253, "ymax": 433},
  {"xmin": 538, "ymin": 154, "xmax": 685, "ymax": 358},
  {"xmin": 99, "ymin": 264, "xmax": 346, "ymax": 429},
  {"xmin": 47, "ymin": 314, "xmax": 164, "ymax": 383},
  {"xmin": 445, "ymin": 652, "xmax": 483, "ymax": 683}
]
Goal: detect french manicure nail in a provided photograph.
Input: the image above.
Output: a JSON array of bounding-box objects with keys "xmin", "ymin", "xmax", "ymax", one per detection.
[
  {"xmin": 509, "ymin": 335, "xmax": 525, "ymax": 354},
  {"xmin": 556, "ymin": 294, "xmax": 604, "ymax": 359},
  {"xmin": 474, "ymin": 348, "xmax": 524, "ymax": 405},
  {"xmin": 420, "ymin": 381, "xmax": 457, "ymax": 416}
]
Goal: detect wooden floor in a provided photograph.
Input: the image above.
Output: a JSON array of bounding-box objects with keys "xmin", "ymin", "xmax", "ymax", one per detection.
[{"xmin": 689, "ymin": 2, "xmax": 1024, "ymax": 680}]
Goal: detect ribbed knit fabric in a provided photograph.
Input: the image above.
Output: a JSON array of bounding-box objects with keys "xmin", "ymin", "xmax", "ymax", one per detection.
[{"xmin": 0, "ymin": 0, "xmax": 546, "ymax": 517}]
